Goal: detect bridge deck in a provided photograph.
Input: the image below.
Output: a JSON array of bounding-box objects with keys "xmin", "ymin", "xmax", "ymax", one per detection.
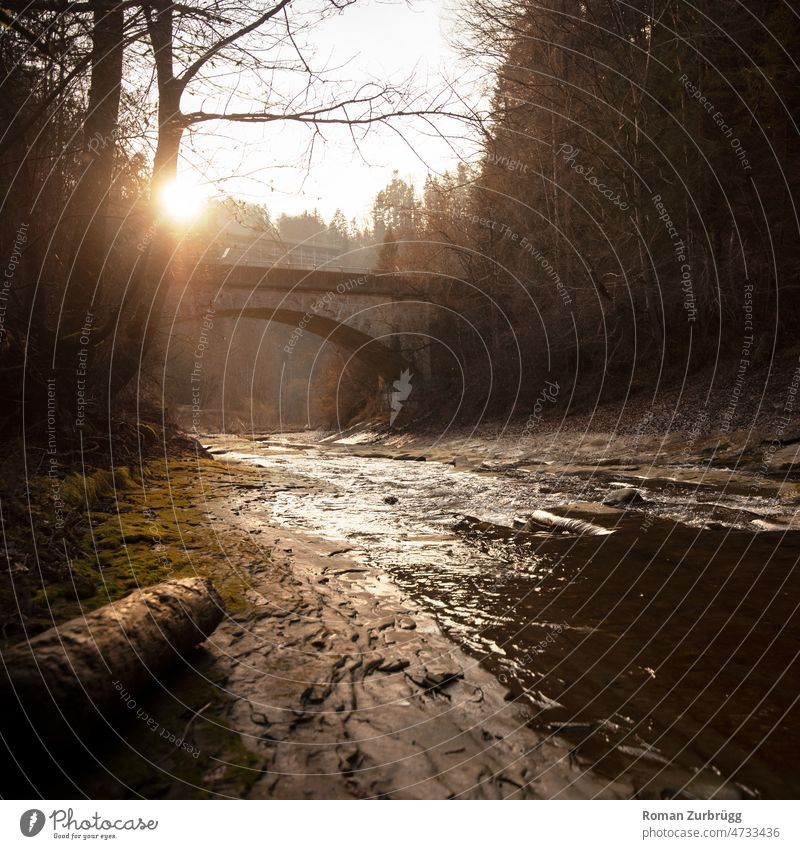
[{"xmin": 201, "ymin": 262, "xmax": 417, "ymax": 299}]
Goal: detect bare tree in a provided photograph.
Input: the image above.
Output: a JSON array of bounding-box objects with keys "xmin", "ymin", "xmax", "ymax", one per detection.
[
  {"xmin": 126, "ymin": 0, "xmax": 464, "ymax": 370},
  {"xmin": 1, "ymin": 0, "xmax": 470, "ymax": 427}
]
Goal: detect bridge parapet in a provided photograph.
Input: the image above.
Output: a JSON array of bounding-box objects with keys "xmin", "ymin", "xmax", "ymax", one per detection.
[
  {"xmin": 213, "ymin": 234, "xmax": 375, "ymax": 275},
  {"xmin": 181, "ymin": 262, "xmax": 421, "ymax": 306},
  {"xmin": 170, "ymin": 258, "xmax": 435, "ymax": 384}
]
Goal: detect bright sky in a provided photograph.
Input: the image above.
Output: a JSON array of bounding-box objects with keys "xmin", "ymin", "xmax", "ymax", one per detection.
[{"xmin": 179, "ymin": 0, "xmax": 484, "ymax": 227}]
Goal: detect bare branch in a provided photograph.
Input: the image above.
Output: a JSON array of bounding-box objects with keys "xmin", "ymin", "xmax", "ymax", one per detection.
[{"xmin": 178, "ymin": 0, "xmax": 292, "ymax": 89}]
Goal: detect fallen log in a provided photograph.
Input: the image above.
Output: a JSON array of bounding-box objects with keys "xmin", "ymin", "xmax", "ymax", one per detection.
[
  {"xmin": 520, "ymin": 509, "xmax": 613, "ymax": 536},
  {"xmin": 455, "ymin": 510, "xmax": 612, "ymax": 540},
  {"xmin": 0, "ymin": 577, "xmax": 224, "ymax": 737}
]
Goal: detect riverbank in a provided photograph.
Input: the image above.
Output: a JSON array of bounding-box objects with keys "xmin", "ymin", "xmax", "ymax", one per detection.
[
  {"xmin": 4, "ymin": 451, "xmax": 634, "ymax": 799},
  {"xmin": 4, "ymin": 411, "xmax": 797, "ymax": 799},
  {"xmin": 196, "ymin": 431, "xmax": 798, "ymax": 798},
  {"xmin": 321, "ymin": 384, "xmax": 800, "ymax": 481},
  {"xmin": 0, "ymin": 457, "xmax": 253, "ymax": 646}
]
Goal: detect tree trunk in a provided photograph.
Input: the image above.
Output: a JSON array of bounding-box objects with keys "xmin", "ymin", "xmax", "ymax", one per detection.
[
  {"xmin": 51, "ymin": 2, "xmax": 124, "ymax": 429},
  {"xmin": 113, "ymin": 1, "xmax": 186, "ymax": 394},
  {"xmin": 68, "ymin": 0, "xmax": 124, "ymax": 325},
  {"xmin": 117, "ymin": 121, "xmax": 183, "ymax": 390},
  {"xmin": 0, "ymin": 577, "xmax": 224, "ymax": 738}
]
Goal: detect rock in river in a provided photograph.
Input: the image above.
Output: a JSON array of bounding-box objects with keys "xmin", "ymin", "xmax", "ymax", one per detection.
[{"xmin": 603, "ymin": 486, "xmax": 647, "ymax": 507}]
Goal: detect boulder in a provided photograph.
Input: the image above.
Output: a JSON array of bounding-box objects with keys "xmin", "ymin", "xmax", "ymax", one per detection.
[{"xmin": 602, "ymin": 487, "xmax": 647, "ymax": 507}]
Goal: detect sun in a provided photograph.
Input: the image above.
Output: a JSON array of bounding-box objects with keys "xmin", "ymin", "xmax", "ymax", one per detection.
[{"xmin": 157, "ymin": 176, "xmax": 208, "ymax": 223}]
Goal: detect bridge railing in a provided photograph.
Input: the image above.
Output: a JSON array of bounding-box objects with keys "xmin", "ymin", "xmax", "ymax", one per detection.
[{"xmin": 216, "ymin": 241, "xmax": 374, "ymax": 276}]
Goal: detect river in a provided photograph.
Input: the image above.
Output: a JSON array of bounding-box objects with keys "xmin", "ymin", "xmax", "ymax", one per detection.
[{"xmin": 206, "ymin": 432, "xmax": 800, "ymax": 799}]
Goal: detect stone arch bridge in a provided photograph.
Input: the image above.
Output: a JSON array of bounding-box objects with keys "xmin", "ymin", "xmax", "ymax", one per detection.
[{"xmin": 164, "ymin": 244, "xmax": 437, "ymax": 429}]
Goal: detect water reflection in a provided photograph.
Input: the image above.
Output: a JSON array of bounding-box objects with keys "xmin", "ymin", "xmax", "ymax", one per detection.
[{"xmin": 219, "ymin": 438, "xmax": 800, "ymax": 798}]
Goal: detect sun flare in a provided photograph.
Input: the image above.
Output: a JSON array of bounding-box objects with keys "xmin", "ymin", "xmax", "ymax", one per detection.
[{"xmin": 157, "ymin": 177, "xmax": 208, "ymax": 223}]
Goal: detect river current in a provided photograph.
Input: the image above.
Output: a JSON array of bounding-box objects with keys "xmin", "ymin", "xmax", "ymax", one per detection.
[{"xmin": 209, "ymin": 434, "xmax": 800, "ymax": 798}]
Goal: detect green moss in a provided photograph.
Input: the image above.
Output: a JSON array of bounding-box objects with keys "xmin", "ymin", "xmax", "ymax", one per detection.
[
  {"xmin": 5, "ymin": 457, "xmax": 259, "ymax": 640},
  {"xmin": 60, "ymin": 466, "xmax": 135, "ymax": 511},
  {"xmin": 4, "ymin": 451, "xmax": 273, "ymax": 796}
]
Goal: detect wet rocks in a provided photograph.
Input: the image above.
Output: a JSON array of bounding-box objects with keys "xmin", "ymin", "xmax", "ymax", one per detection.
[
  {"xmin": 378, "ymin": 658, "xmax": 411, "ymax": 674},
  {"xmin": 408, "ymin": 664, "xmax": 464, "ymax": 695},
  {"xmin": 603, "ymin": 487, "xmax": 648, "ymax": 507},
  {"xmin": 528, "ymin": 690, "xmax": 564, "ymax": 711},
  {"xmin": 522, "ymin": 510, "xmax": 612, "ymax": 536},
  {"xmin": 547, "ymin": 721, "xmax": 595, "ymax": 735},
  {"xmin": 617, "ymin": 744, "xmax": 670, "ymax": 765}
]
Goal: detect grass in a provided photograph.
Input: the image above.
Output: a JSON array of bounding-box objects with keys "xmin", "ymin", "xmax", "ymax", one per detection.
[
  {"xmin": 2, "ymin": 456, "xmax": 259, "ymax": 643},
  {"xmin": 1, "ymin": 441, "xmax": 274, "ymax": 797}
]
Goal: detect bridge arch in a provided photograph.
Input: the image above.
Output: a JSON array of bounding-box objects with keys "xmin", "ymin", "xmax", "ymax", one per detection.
[{"xmin": 214, "ymin": 307, "xmax": 411, "ymax": 377}]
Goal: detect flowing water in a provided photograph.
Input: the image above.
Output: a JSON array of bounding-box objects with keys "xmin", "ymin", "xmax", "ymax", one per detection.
[{"xmin": 210, "ymin": 435, "xmax": 800, "ymax": 798}]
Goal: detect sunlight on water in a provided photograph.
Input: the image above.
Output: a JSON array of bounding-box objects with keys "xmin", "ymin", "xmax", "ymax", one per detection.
[{"xmin": 217, "ymin": 437, "xmax": 800, "ymax": 798}]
